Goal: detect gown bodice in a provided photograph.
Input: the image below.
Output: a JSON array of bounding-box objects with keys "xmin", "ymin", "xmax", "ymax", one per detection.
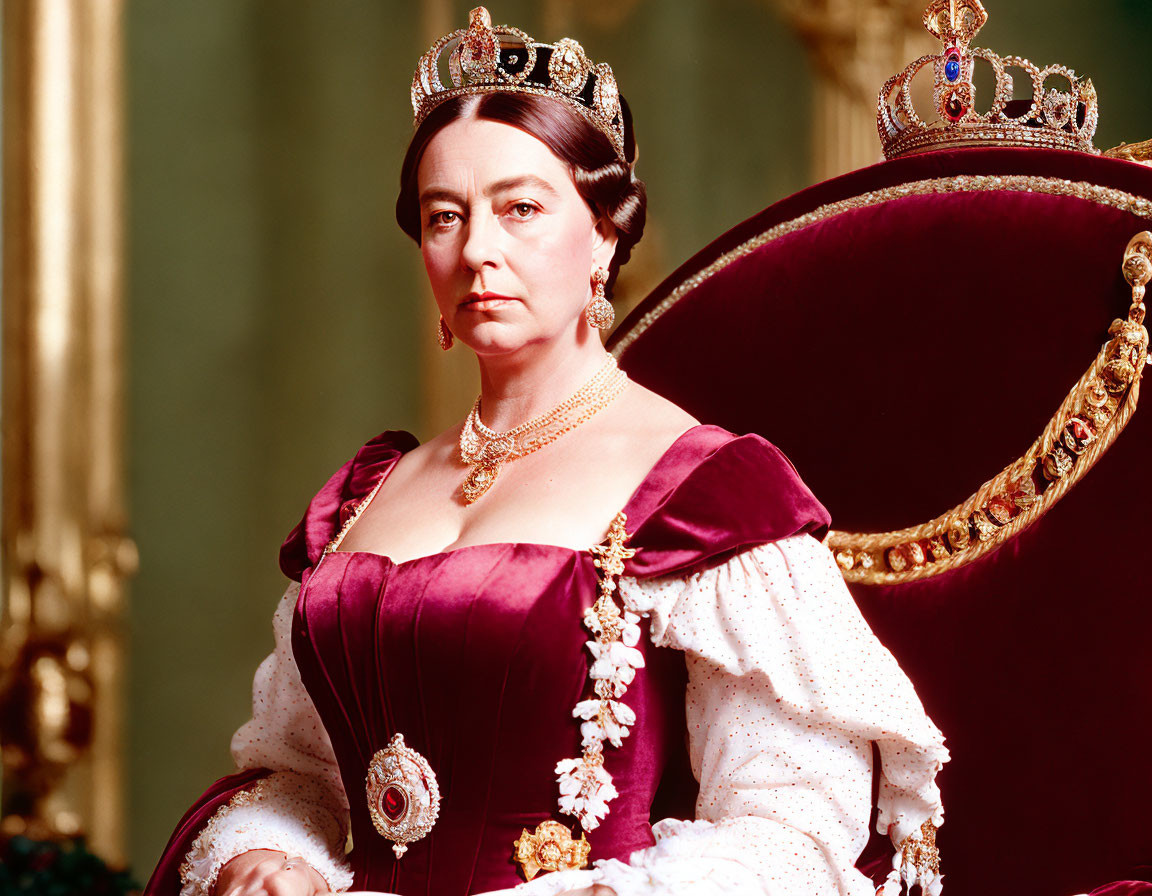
[
  {"xmin": 293, "ymin": 546, "xmax": 691, "ymax": 894},
  {"xmin": 276, "ymin": 425, "xmax": 830, "ymax": 895}
]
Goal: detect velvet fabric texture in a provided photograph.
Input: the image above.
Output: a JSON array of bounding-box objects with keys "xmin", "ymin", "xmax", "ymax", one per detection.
[
  {"xmin": 1088, "ymin": 884, "xmax": 1152, "ymax": 896},
  {"xmin": 608, "ymin": 148, "xmax": 1152, "ymax": 894},
  {"xmin": 146, "ymin": 425, "xmax": 830, "ymax": 896}
]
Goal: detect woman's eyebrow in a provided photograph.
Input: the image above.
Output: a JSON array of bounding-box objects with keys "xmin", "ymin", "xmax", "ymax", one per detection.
[
  {"xmin": 485, "ymin": 175, "xmax": 560, "ymax": 198},
  {"xmin": 419, "ymin": 176, "xmax": 561, "ymax": 207},
  {"xmin": 419, "ymin": 187, "xmax": 465, "ymax": 206}
]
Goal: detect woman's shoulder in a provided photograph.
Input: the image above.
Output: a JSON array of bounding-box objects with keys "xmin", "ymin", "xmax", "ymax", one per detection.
[
  {"xmin": 612, "ymin": 383, "xmax": 804, "ymax": 493},
  {"xmin": 278, "ymin": 429, "xmax": 419, "ymax": 580},
  {"xmin": 615, "ymin": 380, "xmax": 700, "ymax": 436},
  {"xmin": 619, "ymin": 410, "xmax": 832, "ymax": 580},
  {"xmin": 591, "ymin": 381, "xmax": 702, "ymax": 478}
]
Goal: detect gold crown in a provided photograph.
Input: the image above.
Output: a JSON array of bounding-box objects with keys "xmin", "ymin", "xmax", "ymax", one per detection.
[
  {"xmin": 411, "ymin": 7, "xmax": 627, "ymax": 163},
  {"xmin": 878, "ymin": 0, "xmax": 1099, "ymax": 159}
]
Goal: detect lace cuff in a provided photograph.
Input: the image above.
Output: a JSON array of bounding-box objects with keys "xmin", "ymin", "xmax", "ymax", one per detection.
[{"xmin": 178, "ymin": 772, "xmax": 353, "ymax": 896}]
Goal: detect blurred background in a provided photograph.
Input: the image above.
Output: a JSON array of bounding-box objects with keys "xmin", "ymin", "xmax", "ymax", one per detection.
[{"xmin": 2, "ymin": 0, "xmax": 1150, "ymax": 882}]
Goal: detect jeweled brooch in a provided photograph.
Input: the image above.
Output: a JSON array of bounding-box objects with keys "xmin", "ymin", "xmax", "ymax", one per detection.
[
  {"xmin": 513, "ymin": 820, "xmax": 591, "ymax": 881},
  {"xmin": 365, "ymin": 732, "xmax": 441, "ymax": 859}
]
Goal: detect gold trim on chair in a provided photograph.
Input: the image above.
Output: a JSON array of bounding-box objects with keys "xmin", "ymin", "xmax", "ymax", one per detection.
[
  {"xmin": 610, "ymin": 179, "xmax": 1152, "ymax": 586},
  {"xmin": 828, "ymin": 232, "xmax": 1149, "ymax": 583},
  {"xmin": 610, "ymin": 176, "xmax": 1152, "ymax": 359}
]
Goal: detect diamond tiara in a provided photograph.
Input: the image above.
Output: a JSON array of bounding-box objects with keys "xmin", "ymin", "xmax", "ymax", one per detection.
[
  {"xmin": 411, "ymin": 7, "xmax": 628, "ymax": 163},
  {"xmin": 878, "ymin": 0, "xmax": 1099, "ymax": 160}
]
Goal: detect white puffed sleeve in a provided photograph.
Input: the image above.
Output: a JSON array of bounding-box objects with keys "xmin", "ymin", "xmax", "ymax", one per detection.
[
  {"xmin": 178, "ymin": 582, "xmax": 354, "ymax": 896},
  {"xmin": 500, "ymin": 533, "xmax": 947, "ymax": 896}
]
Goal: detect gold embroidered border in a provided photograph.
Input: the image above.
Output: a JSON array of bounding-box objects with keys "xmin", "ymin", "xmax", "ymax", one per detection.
[{"xmin": 610, "ymin": 175, "xmax": 1152, "ymax": 357}]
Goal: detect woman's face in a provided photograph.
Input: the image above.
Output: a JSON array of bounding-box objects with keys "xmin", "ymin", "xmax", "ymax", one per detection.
[{"xmin": 417, "ymin": 115, "xmax": 617, "ymax": 357}]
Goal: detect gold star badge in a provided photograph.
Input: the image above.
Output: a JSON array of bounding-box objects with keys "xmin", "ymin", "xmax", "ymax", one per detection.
[{"xmin": 513, "ymin": 820, "xmax": 591, "ymax": 881}]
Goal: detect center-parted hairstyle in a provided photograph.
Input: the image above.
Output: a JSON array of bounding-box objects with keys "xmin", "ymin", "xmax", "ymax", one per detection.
[{"xmin": 396, "ymin": 8, "xmax": 646, "ymax": 295}]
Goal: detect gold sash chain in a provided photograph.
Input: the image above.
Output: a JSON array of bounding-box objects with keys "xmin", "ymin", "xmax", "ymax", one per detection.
[
  {"xmin": 513, "ymin": 512, "xmax": 637, "ymax": 881},
  {"xmin": 827, "ymin": 232, "xmax": 1151, "ymax": 585}
]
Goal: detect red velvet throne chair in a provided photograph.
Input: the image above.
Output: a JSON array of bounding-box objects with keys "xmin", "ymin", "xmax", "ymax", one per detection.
[
  {"xmin": 607, "ymin": 5, "xmax": 1152, "ymax": 887},
  {"xmin": 609, "ymin": 144, "xmax": 1152, "ymax": 896}
]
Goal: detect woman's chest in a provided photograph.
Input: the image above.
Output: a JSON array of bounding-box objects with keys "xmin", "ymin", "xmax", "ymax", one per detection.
[
  {"xmin": 288, "ymin": 547, "xmax": 684, "ymax": 766},
  {"xmin": 289, "ymin": 545, "xmax": 696, "ymax": 892},
  {"xmin": 333, "ymin": 438, "xmax": 658, "ymax": 565},
  {"xmin": 292, "ymin": 547, "xmax": 602, "ymax": 728}
]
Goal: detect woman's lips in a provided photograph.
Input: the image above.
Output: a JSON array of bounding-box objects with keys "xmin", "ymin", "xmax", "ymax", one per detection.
[{"xmin": 458, "ymin": 293, "xmax": 516, "ymax": 311}]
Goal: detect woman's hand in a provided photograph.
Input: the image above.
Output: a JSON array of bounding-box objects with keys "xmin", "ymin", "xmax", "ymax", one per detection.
[{"xmin": 214, "ymin": 849, "xmax": 331, "ymax": 896}]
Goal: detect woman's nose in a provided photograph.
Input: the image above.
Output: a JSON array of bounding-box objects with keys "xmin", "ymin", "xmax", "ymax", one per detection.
[{"xmin": 459, "ymin": 212, "xmax": 501, "ymax": 272}]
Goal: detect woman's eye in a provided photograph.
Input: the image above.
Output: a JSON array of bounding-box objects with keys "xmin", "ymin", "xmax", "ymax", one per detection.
[
  {"xmin": 429, "ymin": 210, "xmax": 459, "ymax": 227},
  {"xmin": 510, "ymin": 202, "xmax": 538, "ymax": 219}
]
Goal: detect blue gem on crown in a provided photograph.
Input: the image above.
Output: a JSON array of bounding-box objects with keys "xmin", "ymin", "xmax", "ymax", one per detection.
[{"xmin": 877, "ymin": 0, "xmax": 1099, "ymax": 159}]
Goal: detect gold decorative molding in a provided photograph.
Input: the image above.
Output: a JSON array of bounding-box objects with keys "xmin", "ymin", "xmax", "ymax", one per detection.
[
  {"xmin": 1, "ymin": 0, "xmax": 134, "ymax": 863},
  {"xmin": 772, "ymin": 0, "xmax": 934, "ymax": 180}
]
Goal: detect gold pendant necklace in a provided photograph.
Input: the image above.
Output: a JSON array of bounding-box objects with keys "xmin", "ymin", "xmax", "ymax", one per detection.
[{"xmin": 458, "ymin": 356, "xmax": 628, "ymax": 503}]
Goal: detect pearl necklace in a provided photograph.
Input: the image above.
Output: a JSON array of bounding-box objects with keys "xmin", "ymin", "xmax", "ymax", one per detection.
[{"xmin": 458, "ymin": 356, "xmax": 628, "ymax": 504}]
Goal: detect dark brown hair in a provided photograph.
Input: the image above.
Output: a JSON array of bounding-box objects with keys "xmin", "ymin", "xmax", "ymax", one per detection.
[{"xmin": 396, "ymin": 92, "xmax": 646, "ymax": 295}]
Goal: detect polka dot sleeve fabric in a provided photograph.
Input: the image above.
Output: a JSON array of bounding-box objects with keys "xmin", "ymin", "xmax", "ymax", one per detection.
[
  {"xmin": 587, "ymin": 534, "xmax": 949, "ymax": 896},
  {"xmin": 178, "ymin": 583, "xmax": 353, "ymax": 896}
]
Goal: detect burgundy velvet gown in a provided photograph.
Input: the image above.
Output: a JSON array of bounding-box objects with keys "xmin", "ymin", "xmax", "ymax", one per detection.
[{"xmin": 146, "ymin": 424, "xmax": 831, "ymax": 896}]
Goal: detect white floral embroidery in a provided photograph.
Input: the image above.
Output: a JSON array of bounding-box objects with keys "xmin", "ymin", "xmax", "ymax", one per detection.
[
  {"xmin": 177, "ymin": 774, "xmax": 353, "ymax": 896},
  {"xmin": 178, "ymin": 785, "xmax": 263, "ymax": 896},
  {"xmin": 878, "ymin": 820, "xmax": 944, "ymax": 896},
  {"xmin": 572, "ymin": 699, "xmax": 637, "ymax": 749},
  {"xmin": 555, "ymin": 513, "xmax": 639, "ymax": 831},
  {"xmin": 554, "ymin": 758, "xmax": 618, "ymax": 830},
  {"xmin": 585, "ymin": 638, "xmax": 645, "ymax": 697}
]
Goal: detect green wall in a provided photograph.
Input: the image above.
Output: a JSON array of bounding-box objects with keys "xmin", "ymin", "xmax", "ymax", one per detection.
[
  {"xmin": 126, "ymin": 0, "xmax": 426, "ymax": 873},
  {"xmin": 124, "ymin": 0, "xmax": 1150, "ymax": 875}
]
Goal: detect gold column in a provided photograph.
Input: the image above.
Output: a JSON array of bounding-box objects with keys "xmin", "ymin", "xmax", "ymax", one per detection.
[
  {"xmin": 772, "ymin": 0, "xmax": 931, "ymax": 181},
  {"xmin": 1, "ymin": 0, "xmax": 134, "ymax": 863}
]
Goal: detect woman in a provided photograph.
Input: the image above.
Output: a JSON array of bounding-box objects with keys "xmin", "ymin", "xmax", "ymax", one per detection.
[{"xmin": 145, "ymin": 9, "xmax": 947, "ymax": 896}]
